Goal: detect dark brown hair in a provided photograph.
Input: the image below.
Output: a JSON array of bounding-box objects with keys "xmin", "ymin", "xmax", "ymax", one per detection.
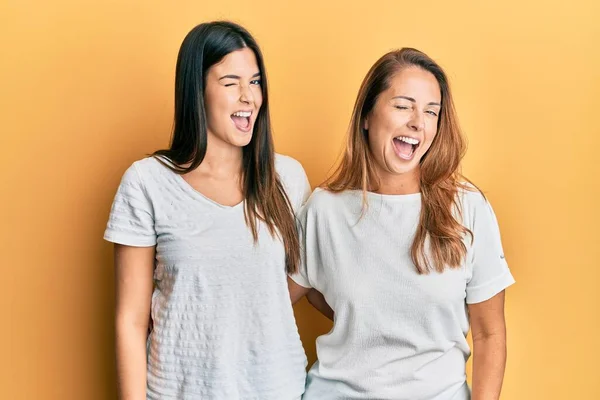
[{"xmin": 153, "ymin": 21, "xmax": 300, "ymax": 273}]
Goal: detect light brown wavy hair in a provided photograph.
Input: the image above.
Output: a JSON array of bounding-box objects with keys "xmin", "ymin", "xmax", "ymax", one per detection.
[{"xmin": 325, "ymin": 48, "xmax": 479, "ymax": 274}]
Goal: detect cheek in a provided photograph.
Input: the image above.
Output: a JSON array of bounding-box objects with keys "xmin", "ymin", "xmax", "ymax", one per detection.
[
  {"xmin": 253, "ymin": 87, "xmax": 263, "ymax": 109},
  {"xmin": 421, "ymin": 126, "xmax": 438, "ymax": 152},
  {"xmin": 206, "ymin": 92, "xmax": 231, "ymax": 123},
  {"xmin": 367, "ymin": 129, "xmax": 388, "ymax": 158},
  {"xmin": 369, "ymin": 111, "xmax": 395, "ymax": 138},
  {"xmin": 380, "ymin": 111, "xmax": 408, "ymax": 137},
  {"xmin": 377, "ymin": 116, "xmax": 403, "ymax": 148}
]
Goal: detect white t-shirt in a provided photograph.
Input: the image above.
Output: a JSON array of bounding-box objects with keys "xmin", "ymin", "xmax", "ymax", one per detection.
[
  {"xmin": 291, "ymin": 188, "xmax": 515, "ymax": 400},
  {"xmin": 104, "ymin": 154, "xmax": 311, "ymax": 400}
]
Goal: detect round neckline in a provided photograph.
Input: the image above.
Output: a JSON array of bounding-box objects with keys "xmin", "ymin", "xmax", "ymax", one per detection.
[{"xmin": 364, "ymin": 190, "xmax": 421, "ymax": 203}]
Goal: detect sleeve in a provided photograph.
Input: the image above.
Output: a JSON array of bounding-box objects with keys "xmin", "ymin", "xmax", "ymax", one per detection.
[
  {"xmin": 103, "ymin": 163, "xmax": 157, "ymax": 247},
  {"xmin": 288, "ymin": 200, "xmax": 313, "ymax": 288},
  {"xmin": 465, "ymin": 195, "xmax": 515, "ymax": 304},
  {"xmin": 289, "ymin": 160, "xmax": 312, "ymax": 214}
]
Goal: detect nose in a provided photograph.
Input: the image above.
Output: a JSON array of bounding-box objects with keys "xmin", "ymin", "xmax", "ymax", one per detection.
[
  {"xmin": 239, "ymin": 83, "xmax": 254, "ymax": 105},
  {"xmin": 408, "ymin": 110, "xmax": 425, "ymax": 132}
]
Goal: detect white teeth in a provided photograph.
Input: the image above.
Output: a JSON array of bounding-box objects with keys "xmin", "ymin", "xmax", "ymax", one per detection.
[
  {"xmin": 395, "ymin": 136, "xmax": 420, "ymax": 145},
  {"xmin": 232, "ymin": 111, "xmax": 251, "ymax": 117}
]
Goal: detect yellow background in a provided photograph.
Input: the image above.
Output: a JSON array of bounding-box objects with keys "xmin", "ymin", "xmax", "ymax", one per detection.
[{"xmin": 2, "ymin": 1, "xmax": 599, "ymax": 399}]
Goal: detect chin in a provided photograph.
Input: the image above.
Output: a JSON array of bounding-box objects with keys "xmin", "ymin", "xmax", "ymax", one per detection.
[
  {"xmin": 391, "ymin": 165, "xmax": 417, "ymax": 175},
  {"xmin": 384, "ymin": 155, "xmax": 419, "ymax": 175},
  {"xmin": 225, "ymin": 128, "xmax": 253, "ymax": 147},
  {"xmin": 240, "ymin": 138, "xmax": 253, "ymax": 147},
  {"xmin": 232, "ymin": 135, "xmax": 253, "ymax": 148}
]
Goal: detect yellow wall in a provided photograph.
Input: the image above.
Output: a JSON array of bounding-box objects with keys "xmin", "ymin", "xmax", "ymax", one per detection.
[{"xmin": 2, "ymin": 1, "xmax": 599, "ymax": 399}]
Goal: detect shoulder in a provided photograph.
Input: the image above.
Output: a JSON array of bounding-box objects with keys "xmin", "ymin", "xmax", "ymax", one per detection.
[
  {"xmin": 131, "ymin": 156, "xmax": 167, "ymax": 176},
  {"xmin": 274, "ymin": 153, "xmax": 307, "ymax": 181},
  {"xmin": 456, "ymin": 183, "xmax": 499, "ymax": 229},
  {"xmin": 274, "ymin": 154, "xmax": 311, "ymax": 211},
  {"xmin": 303, "ymin": 188, "xmax": 356, "ymax": 215},
  {"xmin": 117, "ymin": 157, "xmax": 172, "ymax": 196},
  {"xmin": 120, "ymin": 156, "xmax": 163, "ymax": 180},
  {"xmin": 457, "ymin": 183, "xmax": 489, "ymax": 211}
]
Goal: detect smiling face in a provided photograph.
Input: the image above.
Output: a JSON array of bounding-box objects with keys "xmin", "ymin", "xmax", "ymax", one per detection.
[
  {"xmin": 203, "ymin": 47, "xmax": 263, "ymax": 149},
  {"xmin": 364, "ymin": 66, "xmax": 442, "ymax": 183}
]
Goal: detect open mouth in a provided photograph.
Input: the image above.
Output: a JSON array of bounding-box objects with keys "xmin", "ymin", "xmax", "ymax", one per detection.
[
  {"xmin": 231, "ymin": 111, "xmax": 252, "ymax": 132},
  {"xmin": 392, "ymin": 136, "xmax": 420, "ymax": 160}
]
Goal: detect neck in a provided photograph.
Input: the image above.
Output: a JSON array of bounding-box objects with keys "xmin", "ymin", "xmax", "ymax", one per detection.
[
  {"xmin": 193, "ymin": 132, "xmax": 243, "ymax": 180},
  {"xmin": 373, "ymin": 167, "xmax": 420, "ymax": 195}
]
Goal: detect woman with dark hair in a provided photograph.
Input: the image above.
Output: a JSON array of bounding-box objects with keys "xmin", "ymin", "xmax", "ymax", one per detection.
[
  {"xmin": 289, "ymin": 48, "xmax": 515, "ymax": 399},
  {"xmin": 105, "ymin": 21, "xmax": 311, "ymax": 399}
]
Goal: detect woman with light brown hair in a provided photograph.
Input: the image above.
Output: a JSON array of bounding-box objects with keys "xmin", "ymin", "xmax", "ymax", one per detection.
[{"xmin": 289, "ymin": 48, "xmax": 515, "ymax": 399}]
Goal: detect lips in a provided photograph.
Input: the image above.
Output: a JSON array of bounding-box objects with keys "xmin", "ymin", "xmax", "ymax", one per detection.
[
  {"xmin": 392, "ymin": 136, "xmax": 420, "ymax": 160},
  {"xmin": 231, "ymin": 110, "xmax": 253, "ymax": 132}
]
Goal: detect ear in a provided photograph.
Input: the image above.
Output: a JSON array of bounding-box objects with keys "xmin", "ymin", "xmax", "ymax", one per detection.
[{"xmin": 363, "ymin": 116, "xmax": 369, "ymax": 131}]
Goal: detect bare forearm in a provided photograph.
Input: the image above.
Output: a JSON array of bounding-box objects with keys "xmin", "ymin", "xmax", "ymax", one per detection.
[
  {"xmin": 306, "ymin": 289, "xmax": 334, "ymax": 321},
  {"xmin": 113, "ymin": 244, "xmax": 154, "ymax": 399},
  {"xmin": 116, "ymin": 320, "xmax": 148, "ymax": 400},
  {"xmin": 471, "ymin": 334, "xmax": 506, "ymax": 400}
]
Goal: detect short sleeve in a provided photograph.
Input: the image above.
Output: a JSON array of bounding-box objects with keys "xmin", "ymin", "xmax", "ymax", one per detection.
[
  {"xmin": 104, "ymin": 163, "xmax": 157, "ymax": 247},
  {"xmin": 288, "ymin": 202, "xmax": 313, "ymax": 288},
  {"xmin": 275, "ymin": 154, "xmax": 312, "ymax": 214},
  {"xmin": 465, "ymin": 195, "xmax": 515, "ymax": 304},
  {"xmin": 295, "ymin": 167, "xmax": 312, "ymax": 213}
]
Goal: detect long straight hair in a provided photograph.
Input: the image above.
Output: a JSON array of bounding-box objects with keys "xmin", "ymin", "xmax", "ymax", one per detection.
[
  {"xmin": 153, "ymin": 21, "xmax": 300, "ymax": 273},
  {"xmin": 326, "ymin": 48, "xmax": 479, "ymax": 274}
]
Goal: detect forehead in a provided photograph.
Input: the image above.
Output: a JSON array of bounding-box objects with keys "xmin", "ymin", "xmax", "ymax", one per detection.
[
  {"xmin": 386, "ymin": 67, "xmax": 441, "ymax": 102},
  {"xmin": 209, "ymin": 47, "xmax": 260, "ymax": 76}
]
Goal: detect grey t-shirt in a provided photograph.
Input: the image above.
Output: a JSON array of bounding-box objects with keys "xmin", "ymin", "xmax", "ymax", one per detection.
[
  {"xmin": 291, "ymin": 188, "xmax": 515, "ymax": 400},
  {"xmin": 104, "ymin": 154, "xmax": 311, "ymax": 400}
]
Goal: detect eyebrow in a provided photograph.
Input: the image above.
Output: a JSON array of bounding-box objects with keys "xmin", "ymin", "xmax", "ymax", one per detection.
[
  {"xmin": 218, "ymin": 72, "xmax": 261, "ymax": 80},
  {"xmin": 392, "ymin": 95, "xmax": 441, "ymax": 107}
]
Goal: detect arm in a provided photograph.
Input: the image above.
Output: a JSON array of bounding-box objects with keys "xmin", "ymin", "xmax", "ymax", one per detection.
[
  {"xmin": 287, "ymin": 277, "xmax": 310, "ymax": 304},
  {"xmin": 306, "ymin": 289, "xmax": 334, "ymax": 321},
  {"xmin": 114, "ymin": 244, "xmax": 155, "ymax": 400},
  {"xmin": 287, "ymin": 278, "xmax": 334, "ymax": 321},
  {"xmin": 468, "ymin": 290, "xmax": 508, "ymax": 400}
]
